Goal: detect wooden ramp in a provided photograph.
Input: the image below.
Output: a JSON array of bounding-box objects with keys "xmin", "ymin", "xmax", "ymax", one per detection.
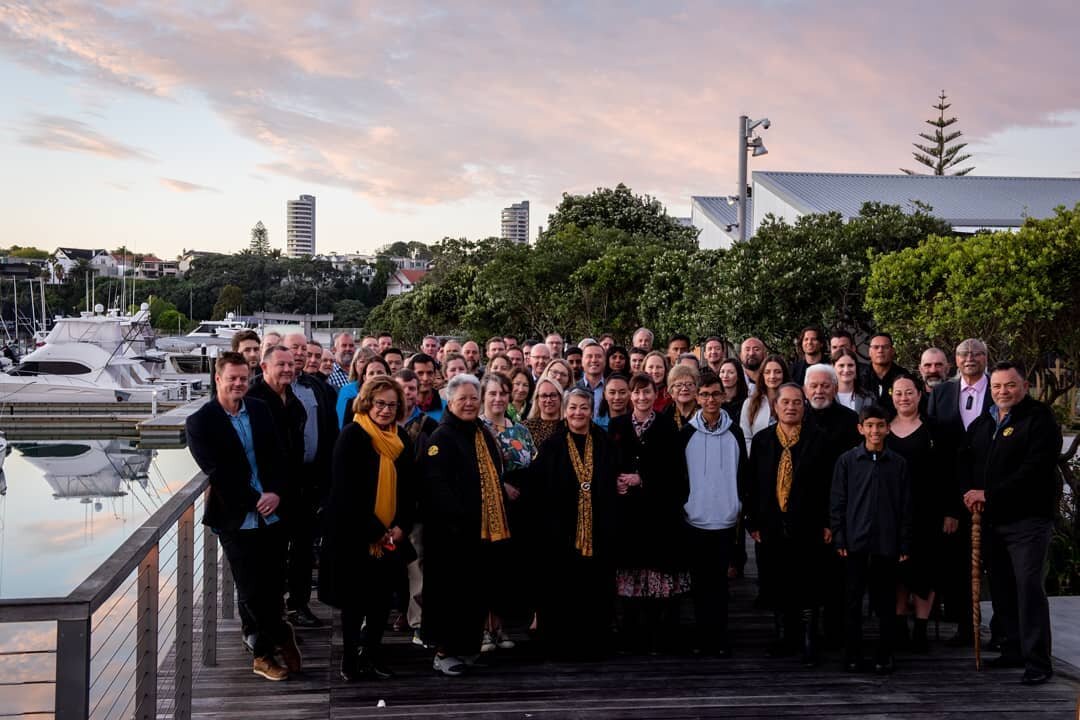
[{"xmin": 190, "ymin": 577, "xmax": 1080, "ymax": 719}]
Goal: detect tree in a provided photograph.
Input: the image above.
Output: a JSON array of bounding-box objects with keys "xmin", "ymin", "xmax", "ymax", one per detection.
[
  {"xmin": 249, "ymin": 221, "xmax": 270, "ymax": 255},
  {"xmin": 8, "ymin": 245, "xmax": 50, "ymax": 260},
  {"xmin": 865, "ymin": 203, "xmax": 1080, "ymax": 402},
  {"xmin": 211, "ymin": 284, "xmax": 243, "ymax": 320},
  {"xmin": 332, "ymin": 299, "xmax": 370, "ymax": 328},
  {"xmin": 901, "ymin": 91, "xmax": 974, "ymax": 176},
  {"xmin": 542, "ymin": 183, "xmax": 699, "ymax": 248}
]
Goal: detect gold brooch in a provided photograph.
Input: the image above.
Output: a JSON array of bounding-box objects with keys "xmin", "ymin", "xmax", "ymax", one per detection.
[{"xmin": 1002, "ymin": 427, "xmax": 1014, "ymax": 437}]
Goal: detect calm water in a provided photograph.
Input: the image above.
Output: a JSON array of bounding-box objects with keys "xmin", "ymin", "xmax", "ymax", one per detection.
[{"xmin": 0, "ymin": 437, "xmax": 199, "ymax": 600}]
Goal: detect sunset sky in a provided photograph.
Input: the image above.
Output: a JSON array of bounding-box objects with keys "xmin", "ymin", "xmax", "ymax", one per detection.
[{"xmin": 2, "ymin": 1, "xmax": 1079, "ymax": 258}]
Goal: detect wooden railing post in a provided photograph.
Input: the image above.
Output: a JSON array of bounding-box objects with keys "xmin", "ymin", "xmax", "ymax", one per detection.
[
  {"xmin": 221, "ymin": 553, "xmax": 234, "ymax": 619},
  {"xmin": 54, "ymin": 614, "xmax": 91, "ymax": 720},
  {"xmin": 202, "ymin": 523, "xmax": 218, "ymax": 667},
  {"xmin": 134, "ymin": 546, "xmax": 159, "ymax": 720},
  {"xmin": 176, "ymin": 506, "xmax": 195, "ymax": 720}
]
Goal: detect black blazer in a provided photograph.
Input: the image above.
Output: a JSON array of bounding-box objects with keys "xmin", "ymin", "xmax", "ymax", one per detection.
[
  {"xmin": 186, "ymin": 396, "xmax": 286, "ymax": 532},
  {"xmin": 744, "ymin": 422, "xmax": 832, "ymax": 543},
  {"xmin": 926, "ymin": 376, "xmax": 993, "ymax": 441},
  {"xmin": 959, "ymin": 395, "xmax": 1061, "ymax": 525}
]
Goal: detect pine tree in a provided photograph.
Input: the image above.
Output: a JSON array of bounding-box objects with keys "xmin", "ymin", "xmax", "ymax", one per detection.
[
  {"xmin": 249, "ymin": 221, "xmax": 270, "ymax": 255},
  {"xmin": 901, "ymin": 91, "xmax": 974, "ymax": 176}
]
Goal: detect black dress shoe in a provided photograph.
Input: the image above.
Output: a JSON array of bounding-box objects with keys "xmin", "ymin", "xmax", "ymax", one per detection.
[
  {"xmin": 288, "ymin": 605, "xmax": 323, "ymax": 628},
  {"xmin": 844, "ymin": 660, "xmax": 864, "ymax": 673},
  {"xmin": 358, "ymin": 648, "xmax": 395, "ymax": 680},
  {"xmin": 1020, "ymin": 669, "xmax": 1052, "ymax": 685},
  {"xmin": 986, "ymin": 654, "xmax": 1025, "ymax": 669},
  {"xmin": 873, "ymin": 657, "xmax": 895, "ymax": 675}
]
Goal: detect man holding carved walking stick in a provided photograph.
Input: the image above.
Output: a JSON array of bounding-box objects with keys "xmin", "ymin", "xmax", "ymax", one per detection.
[{"xmin": 959, "ymin": 361, "xmax": 1061, "ymax": 686}]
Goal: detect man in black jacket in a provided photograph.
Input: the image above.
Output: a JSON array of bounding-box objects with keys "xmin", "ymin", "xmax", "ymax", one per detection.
[
  {"xmin": 186, "ymin": 352, "xmax": 301, "ymax": 681},
  {"xmin": 927, "ymin": 338, "xmax": 992, "ymax": 645},
  {"xmin": 960, "ymin": 361, "xmax": 1061, "ymax": 685}
]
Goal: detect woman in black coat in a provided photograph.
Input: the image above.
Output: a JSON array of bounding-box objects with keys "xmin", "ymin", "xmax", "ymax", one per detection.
[
  {"xmin": 320, "ymin": 377, "xmax": 415, "ymax": 682},
  {"xmin": 608, "ymin": 373, "xmax": 690, "ymax": 652},
  {"xmin": 421, "ymin": 373, "xmax": 508, "ymax": 676},
  {"xmin": 531, "ymin": 388, "xmax": 619, "ymax": 658},
  {"xmin": 744, "ymin": 384, "xmax": 833, "ymax": 666}
]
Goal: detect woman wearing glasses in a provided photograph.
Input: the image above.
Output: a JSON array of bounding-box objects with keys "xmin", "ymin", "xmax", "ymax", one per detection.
[
  {"xmin": 524, "ymin": 377, "xmax": 566, "ymax": 448},
  {"xmin": 321, "ymin": 377, "xmax": 416, "ymax": 681},
  {"xmin": 665, "ymin": 364, "xmax": 700, "ymax": 429}
]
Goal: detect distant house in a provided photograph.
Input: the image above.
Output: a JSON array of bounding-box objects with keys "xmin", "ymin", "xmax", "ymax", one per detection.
[
  {"xmin": 692, "ymin": 172, "xmax": 1080, "ymax": 249},
  {"xmin": 386, "ymin": 268, "xmax": 428, "ymax": 297},
  {"xmin": 0, "ymin": 256, "xmax": 48, "ymax": 280},
  {"xmin": 49, "ymin": 247, "xmax": 111, "ymax": 284},
  {"xmin": 177, "ymin": 249, "xmax": 222, "ymax": 276},
  {"xmin": 136, "ymin": 254, "xmax": 179, "ymax": 279}
]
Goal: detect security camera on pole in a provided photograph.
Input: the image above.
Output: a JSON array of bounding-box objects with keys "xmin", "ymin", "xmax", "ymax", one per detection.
[{"xmin": 736, "ymin": 115, "xmax": 770, "ymax": 242}]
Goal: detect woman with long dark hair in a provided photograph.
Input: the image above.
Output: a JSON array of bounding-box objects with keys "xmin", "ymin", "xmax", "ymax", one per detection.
[{"xmin": 739, "ymin": 355, "xmax": 790, "ymax": 454}]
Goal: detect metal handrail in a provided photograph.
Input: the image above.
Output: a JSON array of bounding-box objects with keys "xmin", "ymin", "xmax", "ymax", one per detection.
[{"xmin": 0, "ymin": 471, "xmax": 213, "ymax": 720}]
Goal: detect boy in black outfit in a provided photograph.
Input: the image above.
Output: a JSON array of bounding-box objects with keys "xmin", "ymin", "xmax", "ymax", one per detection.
[{"xmin": 831, "ymin": 405, "xmax": 912, "ymax": 674}]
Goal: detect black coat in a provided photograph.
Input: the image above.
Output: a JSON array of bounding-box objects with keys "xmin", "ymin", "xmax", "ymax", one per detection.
[
  {"xmin": 607, "ymin": 413, "xmax": 689, "ymax": 570},
  {"xmin": 959, "ymin": 395, "xmax": 1061, "ymax": 525},
  {"xmin": 319, "ymin": 422, "xmax": 415, "ymax": 608},
  {"xmin": 296, "ymin": 372, "xmax": 341, "ymax": 486},
  {"xmin": 245, "ymin": 379, "xmax": 307, "ymax": 481},
  {"xmin": 806, "ymin": 401, "xmax": 860, "ymax": 466},
  {"xmin": 186, "ymin": 396, "xmax": 286, "ymax": 532},
  {"xmin": 532, "ymin": 424, "xmax": 619, "ymax": 563},
  {"xmin": 744, "ymin": 422, "xmax": 833, "ymax": 543},
  {"xmin": 859, "ymin": 362, "xmax": 910, "ymax": 412},
  {"xmin": 926, "ymin": 376, "xmax": 993, "ymax": 514},
  {"xmin": 830, "ymin": 445, "xmax": 912, "ymax": 557},
  {"xmin": 419, "ymin": 411, "xmax": 506, "ymax": 655}
]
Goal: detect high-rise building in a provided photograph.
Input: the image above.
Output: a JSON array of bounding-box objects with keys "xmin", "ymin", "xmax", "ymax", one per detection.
[
  {"xmin": 286, "ymin": 194, "xmax": 316, "ymax": 256},
  {"xmin": 500, "ymin": 200, "xmax": 529, "ymax": 244}
]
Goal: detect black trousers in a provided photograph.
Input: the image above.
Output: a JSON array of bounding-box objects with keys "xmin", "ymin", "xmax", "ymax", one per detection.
[
  {"xmin": 989, "ymin": 517, "xmax": 1053, "ymax": 674},
  {"xmin": 687, "ymin": 526, "xmax": 735, "ymax": 648},
  {"xmin": 286, "ymin": 480, "xmax": 320, "ymax": 610},
  {"xmin": 844, "ymin": 552, "xmax": 898, "ymax": 663},
  {"xmin": 341, "ymin": 555, "xmax": 397, "ymax": 657},
  {"xmin": 219, "ymin": 522, "xmax": 289, "ymax": 658}
]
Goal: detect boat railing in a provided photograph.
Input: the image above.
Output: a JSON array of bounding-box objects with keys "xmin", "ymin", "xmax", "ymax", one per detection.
[{"xmin": 0, "ymin": 472, "xmax": 235, "ymax": 719}]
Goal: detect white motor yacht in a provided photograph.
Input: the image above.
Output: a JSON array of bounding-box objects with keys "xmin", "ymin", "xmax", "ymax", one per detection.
[
  {"xmin": 0, "ymin": 309, "xmax": 190, "ymax": 404},
  {"xmin": 156, "ymin": 313, "xmax": 253, "ymax": 352}
]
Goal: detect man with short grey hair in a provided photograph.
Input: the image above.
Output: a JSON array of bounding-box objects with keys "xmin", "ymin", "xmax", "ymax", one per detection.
[
  {"xmin": 328, "ymin": 332, "xmax": 355, "ymax": 390},
  {"xmin": 545, "ymin": 332, "xmax": 565, "ymax": 360},
  {"xmin": 632, "ymin": 327, "xmax": 654, "ymax": 353},
  {"xmin": 918, "ymin": 347, "xmax": 951, "ymax": 393}
]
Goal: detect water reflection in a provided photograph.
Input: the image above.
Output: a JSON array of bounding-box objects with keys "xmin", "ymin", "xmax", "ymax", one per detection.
[{"xmin": 0, "ymin": 437, "xmax": 198, "ymax": 600}]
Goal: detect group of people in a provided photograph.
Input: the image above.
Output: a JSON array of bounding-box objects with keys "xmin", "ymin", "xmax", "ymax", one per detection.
[{"xmin": 186, "ymin": 324, "xmax": 1062, "ymax": 687}]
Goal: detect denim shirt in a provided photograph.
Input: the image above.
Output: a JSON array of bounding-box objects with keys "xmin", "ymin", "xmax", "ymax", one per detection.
[{"xmin": 226, "ymin": 401, "xmax": 280, "ymax": 529}]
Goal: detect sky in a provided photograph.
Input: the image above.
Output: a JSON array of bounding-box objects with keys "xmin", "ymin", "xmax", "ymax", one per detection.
[{"xmin": 2, "ymin": 1, "xmax": 1079, "ymax": 259}]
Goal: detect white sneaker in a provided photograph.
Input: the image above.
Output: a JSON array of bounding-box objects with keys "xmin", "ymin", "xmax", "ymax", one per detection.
[
  {"xmin": 412, "ymin": 629, "xmax": 429, "ymax": 647},
  {"xmin": 496, "ymin": 630, "xmax": 516, "ymax": 650},
  {"xmin": 432, "ymin": 654, "xmax": 466, "ymax": 676},
  {"xmin": 480, "ymin": 630, "xmax": 496, "ymax": 653}
]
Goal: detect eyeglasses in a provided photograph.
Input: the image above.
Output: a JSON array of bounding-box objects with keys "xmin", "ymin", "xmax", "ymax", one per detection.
[
  {"xmin": 671, "ymin": 382, "xmax": 697, "ymax": 391},
  {"xmin": 869, "ymin": 344, "xmax": 892, "ymax": 350},
  {"xmin": 538, "ymin": 392, "xmax": 561, "ymax": 400},
  {"xmin": 372, "ymin": 400, "xmax": 398, "ymax": 411},
  {"xmin": 697, "ymin": 391, "xmax": 724, "ymax": 400},
  {"xmin": 957, "ymin": 350, "xmax": 986, "ymax": 358}
]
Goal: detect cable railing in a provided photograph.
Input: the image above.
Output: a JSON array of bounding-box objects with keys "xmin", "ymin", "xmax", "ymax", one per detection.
[{"xmin": 0, "ymin": 471, "xmax": 222, "ymax": 719}]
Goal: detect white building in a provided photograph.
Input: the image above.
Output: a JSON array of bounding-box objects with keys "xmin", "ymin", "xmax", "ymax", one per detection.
[
  {"xmin": 49, "ymin": 247, "xmax": 111, "ymax": 284},
  {"xmin": 386, "ymin": 268, "xmax": 428, "ymax": 297},
  {"xmin": 501, "ymin": 200, "xmax": 529, "ymax": 244},
  {"xmin": 286, "ymin": 194, "xmax": 316, "ymax": 257},
  {"xmin": 692, "ymin": 172, "xmax": 1080, "ymax": 249}
]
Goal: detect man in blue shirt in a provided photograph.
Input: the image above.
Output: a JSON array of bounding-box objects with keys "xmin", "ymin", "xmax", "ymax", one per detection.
[{"xmin": 187, "ymin": 352, "xmax": 300, "ymax": 682}]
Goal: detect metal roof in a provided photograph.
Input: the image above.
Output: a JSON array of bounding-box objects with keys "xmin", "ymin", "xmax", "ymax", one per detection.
[
  {"xmin": 752, "ymin": 172, "xmax": 1080, "ymax": 227},
  {"xmin": 691, "ymin": 196, "xmax": 748, "ymax": 228}
]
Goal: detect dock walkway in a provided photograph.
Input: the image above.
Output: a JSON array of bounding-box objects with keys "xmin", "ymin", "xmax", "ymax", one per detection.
[{"xmin": 191, "ymin": 576, "xmax": 1080, "ymax": 718}]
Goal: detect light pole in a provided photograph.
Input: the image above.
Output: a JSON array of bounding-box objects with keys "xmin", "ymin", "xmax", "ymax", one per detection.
[{"xmin": 736, "ymin": 115, "xmax": 770, "ymax": 242}]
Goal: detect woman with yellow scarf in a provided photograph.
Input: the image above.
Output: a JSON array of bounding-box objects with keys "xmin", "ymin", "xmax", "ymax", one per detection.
[{"xmin": 319, "ymin": 377, "xmax": 416, "ymax": 682}]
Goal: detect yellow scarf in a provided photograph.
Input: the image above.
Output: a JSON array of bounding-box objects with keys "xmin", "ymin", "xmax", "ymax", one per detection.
[
  {"xmin": 477, "ymin": 429, "xmax": 511, "ymax": 542},
  {"xmin": 355, "ymin": 412, "xmax": 404, "ymax": 556},
  {"xmin": 566, "ymin": 431, "xmax": 595, "ymax": 557},
  {"xmin": 775, "ymin": 423, "xmax": 801, "ymax": 513}
]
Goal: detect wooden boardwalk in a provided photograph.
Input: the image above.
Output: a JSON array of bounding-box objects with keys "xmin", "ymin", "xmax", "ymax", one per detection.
[{"xmin": 189, "ymin": 575, "xmax": 1080, "ymax": 719}]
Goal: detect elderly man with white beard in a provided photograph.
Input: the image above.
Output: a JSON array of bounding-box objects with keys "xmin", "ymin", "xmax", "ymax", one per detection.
[{"xmin": 803, "ymin": 363, "xmax": 862, "ymax": 649}]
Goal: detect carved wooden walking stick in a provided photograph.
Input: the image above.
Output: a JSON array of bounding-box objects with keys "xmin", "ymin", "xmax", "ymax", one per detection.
[{"xmin": 971, "ymin": 508, "xmax": 982, "ymax": 671}]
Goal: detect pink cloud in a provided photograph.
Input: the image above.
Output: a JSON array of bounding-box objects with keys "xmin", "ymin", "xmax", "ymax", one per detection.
[
  {"xmin": 18, "ymin": 114, "xmax": 153, "ymax": 161},
  {"xmin": 2, "ymin": 1, "xmax": 1079, "ymax": 212},
  {"xmin": 160, "ymin": 177, "xmax": 219, "ymax": 193}
]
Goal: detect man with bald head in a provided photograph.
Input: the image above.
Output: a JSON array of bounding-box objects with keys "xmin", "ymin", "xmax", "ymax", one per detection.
[
  {"xmin": 740, "ymin": 337, "xmax": 766, "ymax": 388},
  {"xmin": 529, "ymin": 342, "xmax": 552, "ymax": 381},
  {"xmin": 276, "ymin": 331, "xmax": 338, "ymax": 628},
  {"xmin": 919, "ymin": 347, "xmax": 951, "ymax": 393}
]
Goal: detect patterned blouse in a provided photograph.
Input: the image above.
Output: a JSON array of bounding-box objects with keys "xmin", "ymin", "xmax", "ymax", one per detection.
[{"xmin": 482, "ymin": 416, "xmax": 538, "ymax": 472}]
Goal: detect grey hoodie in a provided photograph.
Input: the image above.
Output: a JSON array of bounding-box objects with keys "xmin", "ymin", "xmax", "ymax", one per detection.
[{"xmin": 684, "ymin": 409, "xmax": 745, "ymax": 530}]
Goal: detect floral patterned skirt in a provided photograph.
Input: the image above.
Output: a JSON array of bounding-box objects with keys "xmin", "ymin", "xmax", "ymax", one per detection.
[{"xmin": 615, "ymin": 568, "xmax": 692, "ymax": 599}]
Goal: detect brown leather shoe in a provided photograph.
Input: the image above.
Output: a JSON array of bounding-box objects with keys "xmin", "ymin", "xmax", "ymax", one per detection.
[
  {"xmin": 253, "ymin": 655, "xmax": 289, "ymax": 681},
  {"xmin": 277, "ymin": 622, "xmax": 303, "ymax": 673}
]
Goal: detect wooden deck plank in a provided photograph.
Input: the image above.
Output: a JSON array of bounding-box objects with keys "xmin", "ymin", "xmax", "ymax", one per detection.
[{"xmin": 191, "ymin": 575, "xmax": 1080, "ymax": 719}]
